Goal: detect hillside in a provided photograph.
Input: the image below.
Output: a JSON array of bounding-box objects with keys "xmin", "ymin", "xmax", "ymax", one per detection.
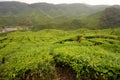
[
  {"xmin": 0, "ymin": 1, "xmax": 120, "ymax": 80},
  {"xmin": 0, "ymin": 2, "xmax": 108, "ymax": 16},
  {"xmin": 66, "ymin": 6, "xmax": 120, "ymax": 29},
  {"xmin": 0, "ymin": 1, "xmax": 111, "ymax": 30},
  {"xmin": 0, "ymin": 28, "xmax": 120, "ymax": 80},
  {"xmin": 0, "ymin": 2, "xmax": 30, "ymax": 15},
  {"xmin": 0, "ymin": 1, "xmax": 120, "ymax": 30},
  {"xmin": 100, "ymin": 6, "xmax": 120, "ymax": 28}
]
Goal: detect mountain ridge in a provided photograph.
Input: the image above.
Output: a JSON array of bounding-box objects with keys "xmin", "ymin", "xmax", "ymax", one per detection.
[
  {"xmin": 0, "ymin": 1, "xmax": 120, "ymax": 30},
  {"xmin": 0, "ymin": 1, "xmax": 110, "ymax": 16}
]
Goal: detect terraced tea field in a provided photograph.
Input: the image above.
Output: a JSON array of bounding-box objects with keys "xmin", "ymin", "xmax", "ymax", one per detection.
[{"xmin": 0, "ymin": 28, "xmax": 120, "ymax": 80}]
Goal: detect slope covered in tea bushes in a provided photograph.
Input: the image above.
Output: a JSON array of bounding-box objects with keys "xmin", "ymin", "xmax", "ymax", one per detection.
[{"xmin": 0, "ymin": 28, "xmax": 120, "ymax": 80}]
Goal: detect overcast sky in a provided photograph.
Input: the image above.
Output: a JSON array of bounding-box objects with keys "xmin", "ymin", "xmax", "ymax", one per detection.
[{"xmin": 0, "ymin": 0, "xmax": 120, "ymax": 5}]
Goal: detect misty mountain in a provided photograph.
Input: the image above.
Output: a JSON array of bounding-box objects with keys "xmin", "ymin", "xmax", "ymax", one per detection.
[
  {"xmin": 0, "ymin": 1, "xmax": 109, "ymax": 17},
  {"xmin": 0, "ymin": 1, "xmax": 30, "ymax": 15},
  {"xmin": 100, "ymin": 6, "xmax": 120, "ymax": 28},
  {"xmin": 69, "ymin": 6, "xmax": 120, "ymax": 29},
  {"xmin": 0, "ymin": 1, "xmax": 120, "ymax": 30}
]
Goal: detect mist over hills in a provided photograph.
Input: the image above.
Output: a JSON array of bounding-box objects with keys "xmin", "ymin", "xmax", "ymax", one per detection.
[
  {"xmin": 0, "ymin": 1, "xmax": 109, "ymax": 16},
  {"xmin": 0, "ymin": 1, "xmax": 120, "ymax": 30}
]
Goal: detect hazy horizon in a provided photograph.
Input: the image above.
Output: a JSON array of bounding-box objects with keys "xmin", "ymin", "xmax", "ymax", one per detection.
[{"xmin": 0, "ymin": 0, "xmax": 120, "ymax": 5}]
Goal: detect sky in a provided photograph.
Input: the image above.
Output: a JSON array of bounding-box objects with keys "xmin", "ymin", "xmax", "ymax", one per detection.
[{"xmin": 0, "ymin": 0, "xmax": 120, "ymax": 5}]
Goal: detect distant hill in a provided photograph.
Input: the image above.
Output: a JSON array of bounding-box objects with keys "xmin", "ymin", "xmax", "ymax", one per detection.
[
  {"xmin": 100, "ymin": 6, "xmax": 120, "ymax": 28},
  {"xmin": 80, "ymin": 6, "xmax": 120, "ymax": 29},
  {"xmin": 63, "ymin": 5, "xmax": 120, "ymax": 29},
  {"xmin": 0, "ymin": 1, "xmax": 30, "ymax": 15},
  {"xmin": 0, "ymin": 2, "xmax": 109, "ymax": 16},
  {"xmin": 0, "ymin": 1, "xmax": 120, "ymax": 30}
]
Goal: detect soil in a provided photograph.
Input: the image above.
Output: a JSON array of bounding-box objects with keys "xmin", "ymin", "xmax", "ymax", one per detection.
[{"xmin": 54, "ymin": 64, "xmax": 76, "ymax": 80}]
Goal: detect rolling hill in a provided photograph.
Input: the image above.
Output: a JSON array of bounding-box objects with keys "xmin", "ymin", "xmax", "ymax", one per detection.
[{"xmin": 0, "ymin": 1, "xmax": 120, "ymax": 30}]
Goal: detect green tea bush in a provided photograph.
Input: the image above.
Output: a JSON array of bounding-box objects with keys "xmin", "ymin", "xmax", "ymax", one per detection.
[{"xmin": 0, "ymin": 28, "xmax": 120, "ymax": 80}]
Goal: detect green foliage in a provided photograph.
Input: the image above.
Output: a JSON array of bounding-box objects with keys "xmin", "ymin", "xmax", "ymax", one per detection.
[
  {"xmin": 100, "ymin": 7, "xmax": 120, "ymax": 28},
  {"xmin": 0, "ymin": 2, "xmax": 120, "ymax": 79},
  {"xmin": 0, "ymin": 28, "xmax": 120, "ymax": 79},
  {"xmin": 1, "ymin": 2, "xmax": 120, "ymax": 30}
]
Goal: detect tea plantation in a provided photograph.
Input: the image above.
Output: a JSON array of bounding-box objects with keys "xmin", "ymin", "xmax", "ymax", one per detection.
[{"xmin": 0, "ymin": 28, "xmax": 120, "ymax": 80}]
